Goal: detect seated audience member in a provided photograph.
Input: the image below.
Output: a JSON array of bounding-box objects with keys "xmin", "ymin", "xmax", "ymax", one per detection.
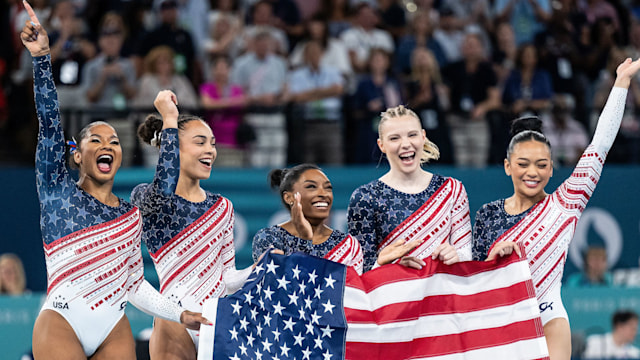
[
  {"xmin": 583, "ymin": 310, "xmax": 640, "ymax": 359},
  {"xmin": 0, "ymin": 253, "xmax": 28, "ymax": 295},
  {"xmin": 541, "ymin": 95, "xmax": 589, "ymax": 166},
  {"xmin": 133, "ymin": 45, "xmax": 198, "ymax": 110},
  {"xmin": 566, "ymin": 245, "xmax": 614, "ymax": 287}
]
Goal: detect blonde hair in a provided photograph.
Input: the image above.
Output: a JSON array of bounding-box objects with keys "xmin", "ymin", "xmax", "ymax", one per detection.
[
  {"xmin": 411, "ymin": 47, "xmax": 441, "ymax": 84},
  {"xmin": 143, "ymin": 45, "xmax": 175, "ymax": 74},
  {"xmin": 0, "ymin": 253, "xmax": 26, "ymax": 295},
  {"xmin": 378, "ymin": 105, "xmax": 440, "ymax": 163}
]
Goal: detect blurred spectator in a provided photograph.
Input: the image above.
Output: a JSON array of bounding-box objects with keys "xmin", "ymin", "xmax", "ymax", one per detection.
[
  {"xmin": 350, "ymin": 48, "xmax": 403, "ymax": 163},
  {"xmin": 261, "ymin": 0, "xmax": 304, "ymax": 47},
  {"xmin": 0, "ymin": 253, "xmax": 28, "ymax": 295},
  {"xmin": 579, "ymin": 0, "xmax": 622, "ymax": 32},
  {"xmin": 536, "ymin": 2, "xmax": 587, "ymax": 122},
  {"xmin": 541, "ymin": 95, "xmax": 589, "ymax": 166},
  {"xmin": 289, "ymin": 14, "xmax": 352, "ymax": 76},
  {"xmin": 133, "ymin": 0, "xmax": 199, "ymax": 84},
  {"xmin": 376, "ymin": 0, "xmax": 407, "ymax": 41},
  {"xmin": 82, "ymin": 13, "xmax": 137, "ymax": 110},
  {"xmin": 231, "ymin": 31, "xmax": 288, "ymax": 167},
  {"xmin": 208, "ymin": 0, "xmax": 242, "ymax": 34},
  {"xmin": 502, "ymin": 43, "xmax": 553, "ymax": 118},
  {"xmin": 490, "ymin": 21, "xmax": 517, "ymax": 88},
  {"xmin": 239, "ymin": 0, "xmax": 290, "ymax": 55},
  {"xmin": 199, "ymin": 55, "xmax": 248, "ymax": 166},
  {"xmin": 317, "ymin": 0, "xmax": 352, "ymax": 38},
  {"xmin": 405, "ymin": 47, "xmax": 454, "ymax": 164},
  {"xmin": 432, "ymin": 7, "xmax": 465, "ymax": 64},
  {"xmin": 583, "ymin": 310, "xmax": 640, "ymax": 359},
  {"xmin": 203, "ymin": 13, "xmax": 242, "ymax": 60},
  {"xmin": 566, "ymin": 246, "xmax": 614, "ymax": 287},
  {"xmin": 133, "ymin": 45, "xmax": 198, "ymax": 110},
  {"xmin": 286, "ymin": 40, "xmax": 345, "ymax": 164},
  {"xmin": 442, "ymin": 32, "xmax": 500, "ymax": 167},
  {"xmin": 151, "ymin": 0, "xmax": 211, "ymax": 60},
  {"xmin": 493, "ymin": 0, "xmax": 552, "ymax": 46},
  {"xmin": 340, "ymin": 3, "xmax": 394, "ymax": 73},
  {"xmin": 47, "ymin": 0, "xmax": 97, "ymax": 105},
  {"xmin": 444, "ymin": 0, "xmax": 492, "ymax": 32},
  {"xmin": 593, "ymin": 46, "xmax": 640, "ymax": 163},
  {"xmin": 394, "ymin": 10, "xmax": 447, "ymax": 76}
]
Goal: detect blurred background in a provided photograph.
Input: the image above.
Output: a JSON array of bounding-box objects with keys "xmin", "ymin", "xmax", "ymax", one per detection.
[{"xmin": 2, "ymin": 0, "xmax": 640, "ymax": 358}]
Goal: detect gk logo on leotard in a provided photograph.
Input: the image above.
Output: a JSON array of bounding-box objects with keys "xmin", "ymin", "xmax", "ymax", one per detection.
[
  {"xmin": 539, "ymin": 302, "xmax": 553, "ymax": 312},
  {"xmin": 119, "ymin": 302, "xmax": 127, "ymax": 311},
  {"xmin": 53, "ymin": 301, "xmax": 69, "ymax": 309}
]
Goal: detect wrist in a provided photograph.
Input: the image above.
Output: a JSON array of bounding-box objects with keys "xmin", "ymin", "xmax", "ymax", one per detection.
[{"xmin": 32, "ymin": 48, "xmax": 51, "ymax": 57}]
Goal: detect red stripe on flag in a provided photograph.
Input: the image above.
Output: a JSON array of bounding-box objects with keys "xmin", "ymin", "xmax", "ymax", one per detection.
[
  {"xmin": 345, "ymin": 318, "xmax": 545, "ymax": 359},
  {"xmin": 345, "ymin": 281, "xmax": 534, "ymax": 324}
]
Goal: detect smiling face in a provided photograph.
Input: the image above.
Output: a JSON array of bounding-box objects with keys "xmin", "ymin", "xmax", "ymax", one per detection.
[
  {"xmin": 377, "ymin": 114, "xmax": 426, "ymax": 174},
  {"xmin": 504, "ymin": 140, "xmax": 553, "ymax": 200},
  {"xmin": 178, "ymin": 120, "xmax": 217, "ymax": 181},
  {"xmin": 74, "ymin": 123, "xmax": 122, "ymax": 184},
  {"xmin": 284, "ymin": 169, "xmax": 333, "ymax": 225}
]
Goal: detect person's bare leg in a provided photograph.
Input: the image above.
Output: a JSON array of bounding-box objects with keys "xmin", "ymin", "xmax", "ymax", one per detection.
[
  {"xmin": 91, "ymin": 315, "xmax": 136, "ymax": 360},
  {"xmin": 544, "ymin": 317, "xmax": 572, "ymax": 360},
  {"xmin": 149, "ymin": 317, "xmax": 196, "ymax": 360},
  {"xmin": 32, "ymin": 310, "xmax": 86, "ymax": 360}
]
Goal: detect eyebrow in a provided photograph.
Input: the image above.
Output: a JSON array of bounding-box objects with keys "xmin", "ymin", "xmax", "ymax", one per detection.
[
  {"xmin": 89, "ymin": 134, "xmax": 119, "ymax": 139},
  {"xmin": 192, "ymin": 135, "xmax": 215, "ymax": 141}
]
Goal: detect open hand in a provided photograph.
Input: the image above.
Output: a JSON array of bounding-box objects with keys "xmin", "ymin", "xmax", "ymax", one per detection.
[
  {"xmin": 290, "ymin": 192, "xmax": 313, "ymax": 240},
  {"xmin": 180, "ymin": 310, "xmax": 212, "ymax": 330},
  {"xmin": 377, "ymin": 238, "xmax": 421, "ymax": 267},
  {"xmin": 614, "ymin": 58, "xmax": 640, "ymax": 88},
  {"xmin": 20, "ymin": 1, "xmax": 50, "ymax": 57}
]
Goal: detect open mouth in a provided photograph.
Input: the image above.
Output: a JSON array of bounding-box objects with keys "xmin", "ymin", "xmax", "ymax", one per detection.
[
  {"xmin": 312, "ymin": 201, "xmax": 330, "ymax": 209},
  {"xmin": 199, "ymin": 158, "xmax": 212, "ymax": 168},
  {"xmin": 399, "ymin": 152, "xmax": 416, "ymax": 163},
  {"xmin": 97, "ymin": 154, "xmax": 113, "ymax": 173},
  {"xmin": 523, "ymin": 180, "xmax": 539, "ymax": 188}
]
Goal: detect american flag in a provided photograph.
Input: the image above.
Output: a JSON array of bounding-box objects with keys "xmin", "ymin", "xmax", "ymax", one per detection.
[{"xmin": 198, "ymin": 252, "xmax": 549, "ymax": 360}]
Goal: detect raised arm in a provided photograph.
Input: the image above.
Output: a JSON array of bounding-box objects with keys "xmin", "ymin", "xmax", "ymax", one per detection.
[
  {"xmin": 21, "ymin": 2, "xmax": 70, "ymax": 199},
  {"xmin": 591, "ymin": 58, "xmax": 640, "ymax": 153},
  {"xmin": 130, "ymin": 91, "xmax": 181, "ymax": 211}
]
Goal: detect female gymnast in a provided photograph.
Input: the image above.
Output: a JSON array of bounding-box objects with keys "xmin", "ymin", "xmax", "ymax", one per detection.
[
  {"xmin": 472, "ymin": 58, "xmax": 640, "ymax": 360},
  {"xmin": 347, "ymin": 105, "xmax": 472, "ymax": 271},
  {"xmin": 252, "ymin": 164, "xmax": 365, "ymax": 273},
  {"xmin": 131, "ymin": 90, "xmax": 278, "ymax": 359},
  {"xmin": 20, "ymin": 4, "xmax": 208, "ymax": 359}
]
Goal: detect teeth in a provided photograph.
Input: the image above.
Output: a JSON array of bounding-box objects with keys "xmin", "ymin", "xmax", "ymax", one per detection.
[
  {"xmin": 200, "ymin": 159, "xmax": 211, "ymax": 165},
  {"xmin": 98, "ymin": 155, "xmax": 113, "ymax": 162},
  {"xmin": 313, "ymin": 202, "xmax": 329, "ymax": 207}
]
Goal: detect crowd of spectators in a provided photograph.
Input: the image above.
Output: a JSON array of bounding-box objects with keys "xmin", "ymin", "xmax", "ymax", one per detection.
[{"xmin": 2, "ymin": 0, "xmax": 640, "ymax": 167}]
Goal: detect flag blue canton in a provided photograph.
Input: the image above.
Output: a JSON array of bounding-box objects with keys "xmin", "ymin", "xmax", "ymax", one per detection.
[{"xmin": 209, "ymin": 252, "xmax": 348, "ymax": 360}]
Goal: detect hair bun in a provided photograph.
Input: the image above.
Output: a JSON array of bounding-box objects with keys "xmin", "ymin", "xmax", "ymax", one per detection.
[
  {"xmin": 510, "ymin": 116, "xmax": 543, "ymax": 137},
  {"xmin": 268, "ymin": 169, "xmax": 286, "ymax": 189}
]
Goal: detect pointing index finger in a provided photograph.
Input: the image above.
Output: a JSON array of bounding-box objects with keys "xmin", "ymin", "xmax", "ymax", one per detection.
[{"xmin": 23, "ymin": 0, "xmax": 40, "ymax": 25}]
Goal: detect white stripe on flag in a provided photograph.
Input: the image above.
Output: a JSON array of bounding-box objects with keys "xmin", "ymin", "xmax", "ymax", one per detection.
[
  {"xmin": 197, "ymin": 298, "xmax": 219, "ymax": 360},
  {"xmin": 410, "ymin": 338, "xmax": 550, "ymax": 360},
  {"xmin": 345, "ymin": 298, "xmax": 540, "ymax": 342},
  {"xmin": 344, "ymin": 261, "xmax": 531, "ymax": 311}
]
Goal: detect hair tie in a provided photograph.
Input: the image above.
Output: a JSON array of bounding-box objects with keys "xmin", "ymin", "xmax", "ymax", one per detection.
[
  {"xmin": 150, "ymin": 130, "xmax": 161, "ymax": 147},
  {"xmin": 66, "ymin": 138, "xmax": 77, "ymax": 154}
]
